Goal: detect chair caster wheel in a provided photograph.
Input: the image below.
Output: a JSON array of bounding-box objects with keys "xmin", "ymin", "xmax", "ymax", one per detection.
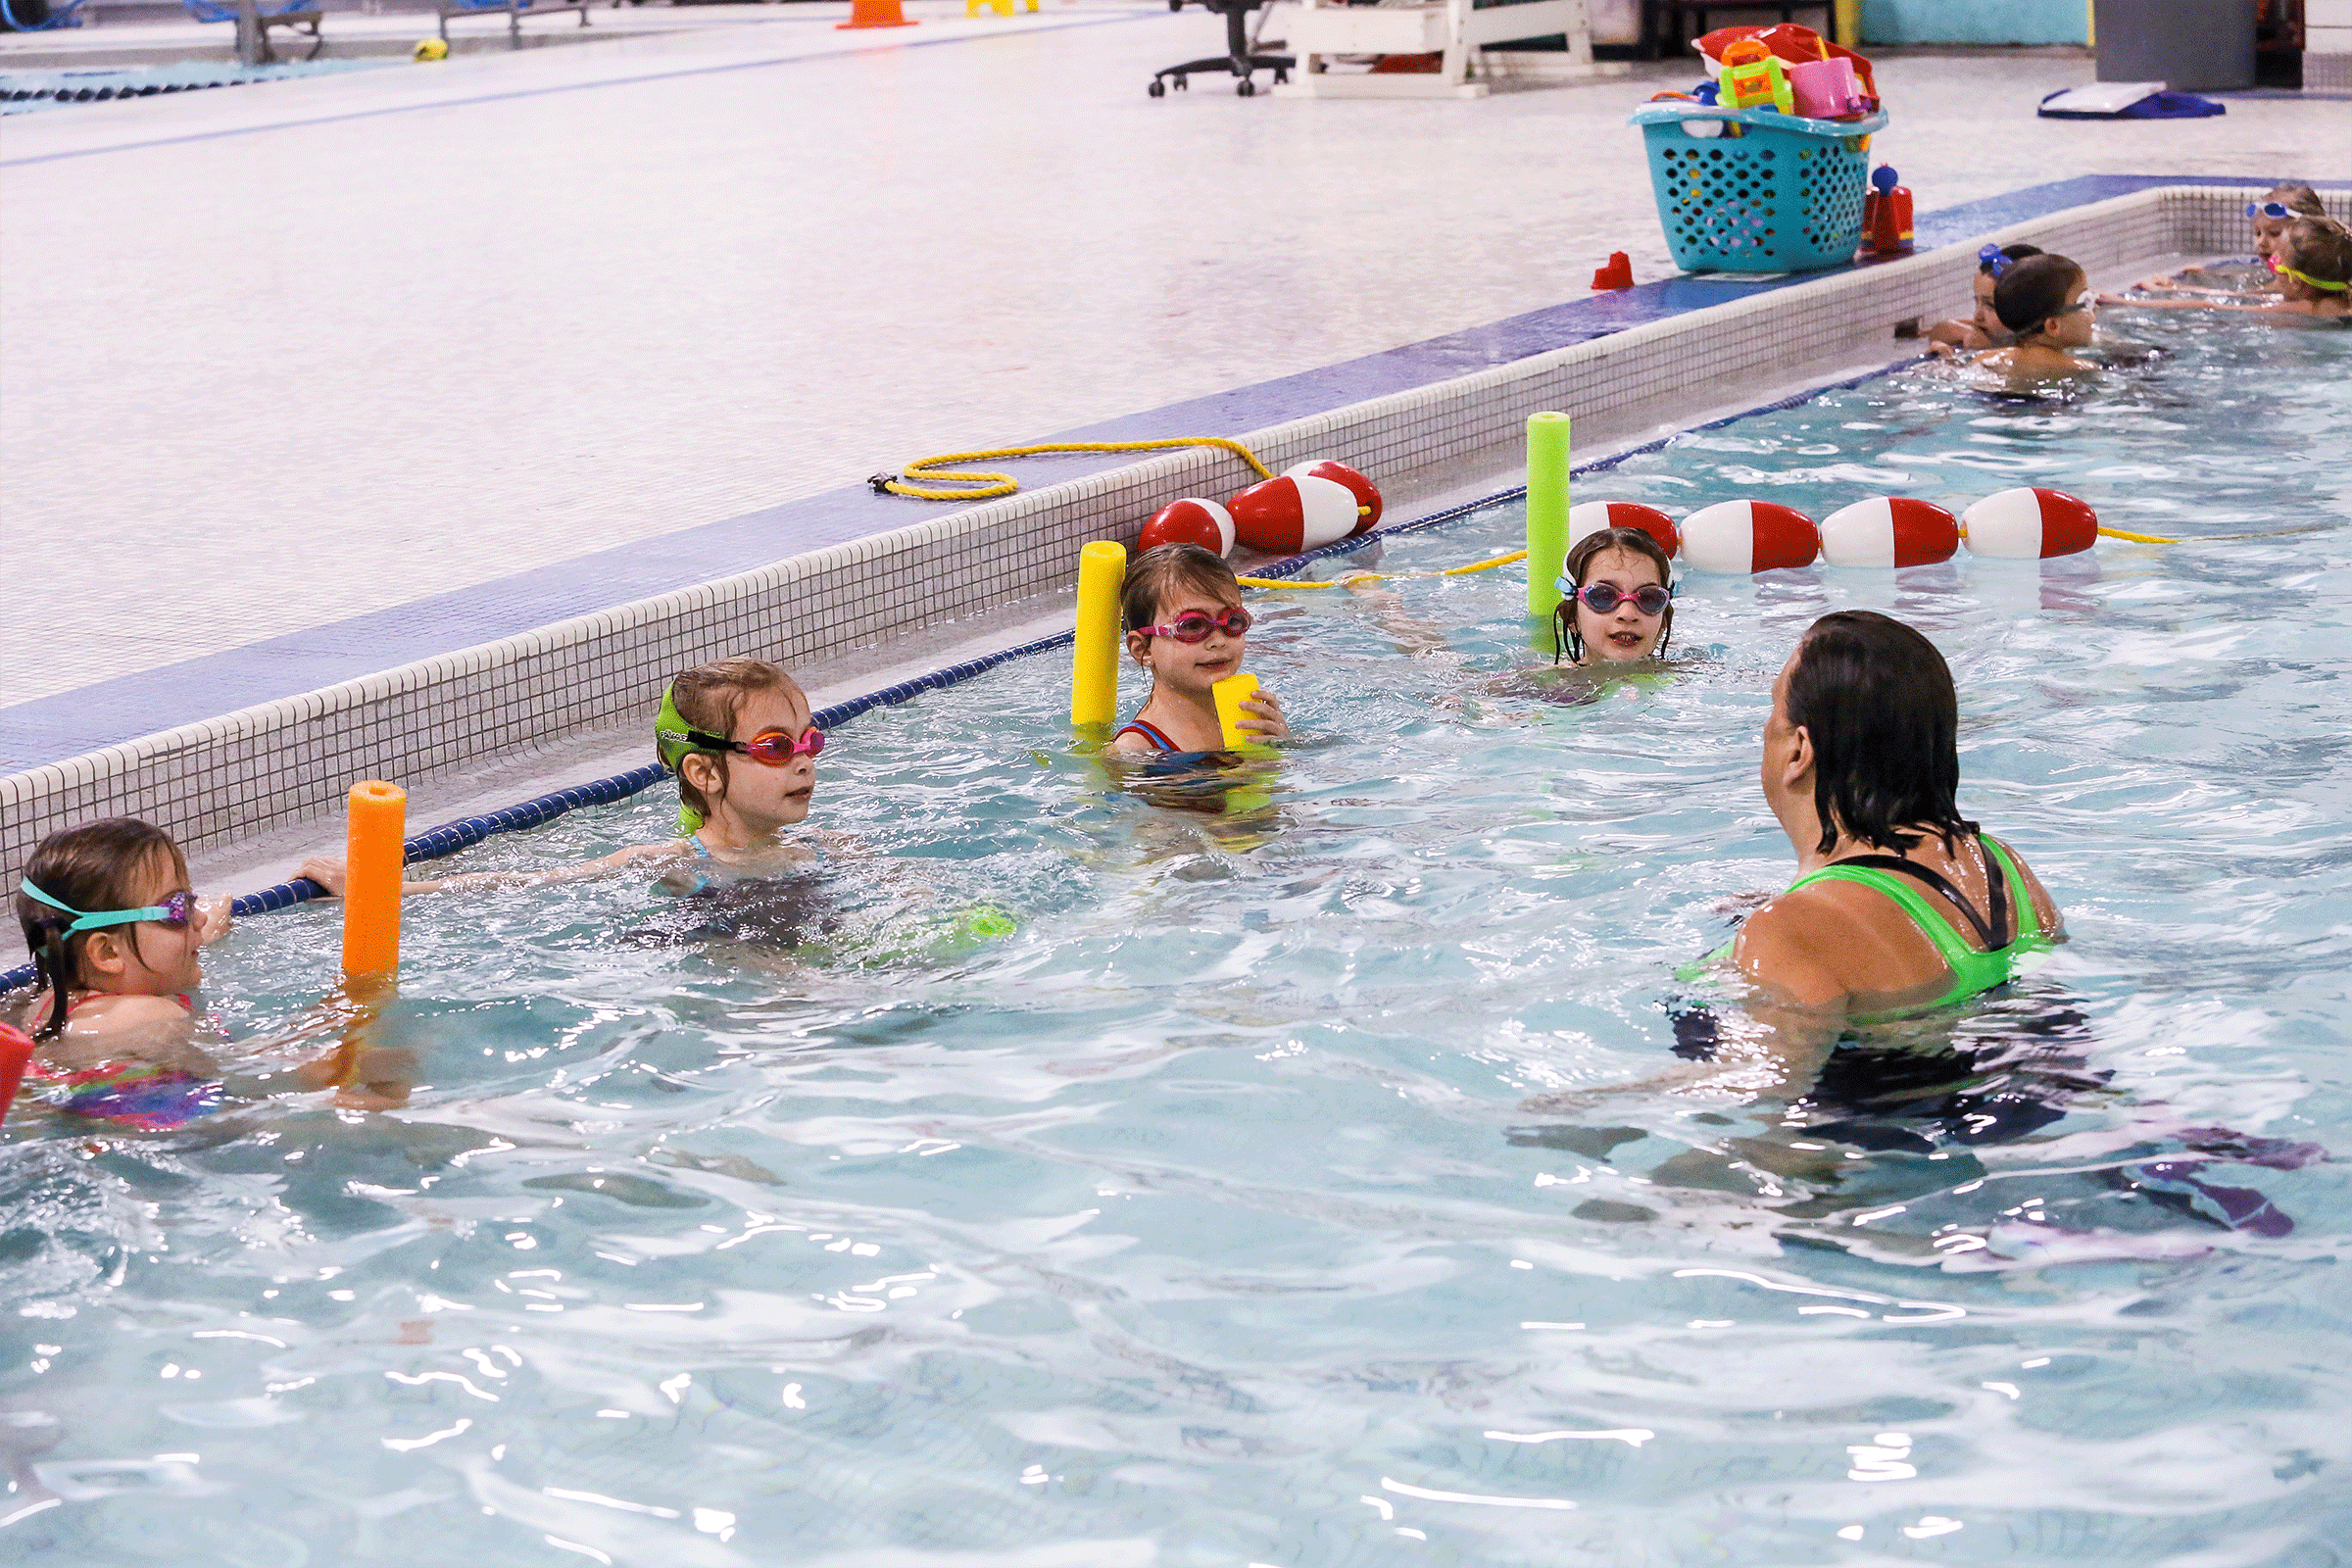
[
  {"xmin": 1236, "ymin": 77, "xmax": 1254, "ymax": 95},
  {"xmin": 1149, "ymin": 78, "xmax": 1165, "ymax": 96}
]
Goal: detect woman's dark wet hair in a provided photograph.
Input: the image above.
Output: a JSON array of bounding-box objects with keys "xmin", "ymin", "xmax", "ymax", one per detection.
[
  {"xmin": 1992, "ymin": 253, "xmax": 2087, "ymax": 334},
  {"xmin": 1787, "ymin": 611, "xmax": 1978, "ymax": 857},
  {"xmin": 12, "ymin": 818, "xmax": 186, "ymax": 1040},
  {"xmin": 1554, "ymin": 526, "xmax": 1676, "ymax": 663}
]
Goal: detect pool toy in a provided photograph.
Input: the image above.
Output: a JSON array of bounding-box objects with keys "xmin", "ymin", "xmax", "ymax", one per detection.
[
  {"xmin": 1591, "ymin": 251, "xmax": 1635, "ymax": 290},
  {"xmin": 1787, "ymin": 55, "xmax": 1866, "ymax": 119},
  {"xmin": 1213, "ymin": 672, "xmax": 1261, "ymax": 751},
  {"xmin": 874, "ymin": 437, "xmax": 1272, "ymax": 502},
  {"xmin": 0, "ymin": 1021, "xmax": 31, "ymax": 1131},
  {"xmin": 1818, "ymin": 496, "xmax": 1960, "ymax": 567},
  {"xmin": 342, "ymin": 780, "xmax": 407, "ymax": 981},
  {"xmin": 412, "ymin": 36, "xmax": 447, "ymax": 60},
  {"xmin": 1227, "ymin": 466, "xmax": 1372, "ymax": 555},
  {"xmin": 1862, "ymin": 166, "xmax": 1913, "ymax": 256},
  {"xmin": 1567, "ymin": 499, "xmax": 1679, "ymax": 557},
  {"xmin": 1071, "ymin": 540, "xmax": 1128, "ymax": 731},
  {"xmin": 1525, "ymin": 411, "xmax": 1572, "ymax": 616},
  {"xmin": 1716, "ymin": 39, "xmax": 1793, "ymax": 115},
  {"xmin": 1960, "ymin": 488, "xmax": 2098, "ymax": 559},
  {"xmin": 1288, "ymin": 459, "xmax": 1383, "ymax": 531},
  {"xmin": 1678, "ymin": 499, "xmax": 1819, "ymax": 573},
  {"xmin": 1142, "ymin": 498, "xmax": 1236, "ymax": 557}
]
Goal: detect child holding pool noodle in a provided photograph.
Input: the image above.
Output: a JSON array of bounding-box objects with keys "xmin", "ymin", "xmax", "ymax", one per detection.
[{"xmin": 1111, "ymin": 544, "xmax": 1291, "ymax": 757}]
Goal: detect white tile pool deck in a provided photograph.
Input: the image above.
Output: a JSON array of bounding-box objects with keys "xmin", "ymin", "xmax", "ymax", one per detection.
[{"xmin": 1, "ymin": 7, "xmax": 2344, "ymax": 715}]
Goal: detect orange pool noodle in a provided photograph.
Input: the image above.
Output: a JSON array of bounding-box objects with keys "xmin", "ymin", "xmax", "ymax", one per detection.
[{"xmin": 341, "ymin": 780, "xmax": 407, "ymax": 980}]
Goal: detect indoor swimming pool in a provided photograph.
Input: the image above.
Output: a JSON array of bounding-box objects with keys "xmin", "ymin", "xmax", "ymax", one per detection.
[{"xmin": 4, "ymin": 310, "xmax": 2347, "ymax": 1565}]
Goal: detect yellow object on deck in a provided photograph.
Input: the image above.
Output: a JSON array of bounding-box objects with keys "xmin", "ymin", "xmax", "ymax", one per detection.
[
  {"xmin": 875, "ymin": 439, "xmax": 1273, "ymax": 503},
  {"xmin": 1071, "ymin": 541, "xmax": 1128, "ymax": 734},
  {"xmin": 340, "ymin": 781, "xmax": 406, "ymax": 981}
]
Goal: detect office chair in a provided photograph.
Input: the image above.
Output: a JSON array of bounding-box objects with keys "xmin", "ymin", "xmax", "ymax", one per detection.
[{"xmin": 1149, "ymin": 0, "xmax": 1293, "ymax": 97}]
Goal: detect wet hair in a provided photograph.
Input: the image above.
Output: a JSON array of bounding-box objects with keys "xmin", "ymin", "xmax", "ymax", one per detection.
[
  {"xmin": 1992, "ymin": 253, "xmax": 2087, "ymax": 334},
  {"xmin": 1554, "ymin": 527, "xmax": 1676, "ymax": 663},
  {"xmin": 1121, "ymin": 543, "xmax": 1241, "ymax": 641},
  {"xmin": 2262, "ymin": 182, "xmax": 2327, "ymax": 218},
  {"xmin": 1977, "ymin": 242, "xmax": 2042, "ymax": 277},
  {"xmin": 1786, "ymin": 611, "xmax": 1979, "ymax": 857},
  {"xmin": 664, "ymin": 658, "xmax": 802, "ymax": 830},
  {"xmin": 12, "ymin": 818, "xmax": 187, "ymax": 1040},
  {"xmin": 2279, "ymin": 217, "xmax": 2352, "ymax": 287}
]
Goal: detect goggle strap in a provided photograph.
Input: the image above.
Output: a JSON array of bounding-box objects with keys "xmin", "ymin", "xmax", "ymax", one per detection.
[{"xmin": 17, "ymin": 878, "xmax": 172, "ymax": 934}]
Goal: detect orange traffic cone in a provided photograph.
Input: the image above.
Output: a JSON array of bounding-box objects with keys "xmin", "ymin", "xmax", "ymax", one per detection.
[{"xmin": 837, "ymin": 0, "xmax": 915, "ymax": 28}]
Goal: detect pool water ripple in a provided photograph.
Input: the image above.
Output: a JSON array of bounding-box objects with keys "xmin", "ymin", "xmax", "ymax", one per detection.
[{"xmin": 4, "ymin": 314, "xmax": 2350, "ymax": 1565}]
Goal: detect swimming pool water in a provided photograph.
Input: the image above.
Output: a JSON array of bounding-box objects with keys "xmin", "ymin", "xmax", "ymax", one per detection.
[{"xmin": 5, "ymin": 315, "xmax": 2349, "ymax": 1566}]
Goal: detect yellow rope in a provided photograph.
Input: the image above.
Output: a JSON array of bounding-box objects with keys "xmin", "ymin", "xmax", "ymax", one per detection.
[
  {"xmin": 872, "ymin": 438, "xmax": 1275, "ymax": 502},
  {"xmin": 1235, "ymin": 549, "xmax": 1528, "ymax": 590},
  {"xmin": 2094, "ymin": 525, "xmax": 2176, "ymax": 545}
]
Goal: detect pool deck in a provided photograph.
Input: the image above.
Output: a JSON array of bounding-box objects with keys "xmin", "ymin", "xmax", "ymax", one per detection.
[{"xmin": 2, "ymin": 7, "xmax": 2346, "ymax": 772}]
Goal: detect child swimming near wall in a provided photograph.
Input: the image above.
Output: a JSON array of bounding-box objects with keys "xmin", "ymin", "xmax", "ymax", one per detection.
[
  {"xmin": 1970, "ymin": 254, "xmax": 2099, "ymax": 382},
  {"xmin": 1553, "ymin": 527, "xmax": 1676, "ymax": 666},
  {"xmin": 4, "ymin": 818, "xmax": 383, "ymax": 1126},
  {"xmin": 2102, "ymin": 217, "xmax": 2351, "ymax": 324},
  {"xmin": 1110, "ymin": 544, "xmax": 1290, "ymax": 757},
  {"xmin": 300, "ymin": 657, "xmax": 827, "ymax": 900},
  {"xmin": 2133, "ymin": 182, "xmax": 2328, "ymax": 298},
  {"xmin": 1926, "ymin": 243, "xmax": 2042, "ymax": 357}
]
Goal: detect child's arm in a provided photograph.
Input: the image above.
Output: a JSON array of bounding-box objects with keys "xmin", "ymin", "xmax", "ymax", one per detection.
[
  {"xmin": 296, "ymin": 840, "xmax": 686, "ymax": 899},
  {"xmin": 1925, "ymin": 318, "xmax": 1988, "ymax": 355}
]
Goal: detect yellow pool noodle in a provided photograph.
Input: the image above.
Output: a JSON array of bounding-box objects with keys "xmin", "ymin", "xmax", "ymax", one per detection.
[
  {"xmin": 341, "ymin": 780, "xmax": 406, "ymax": 981},
  {"xmin": 1525, "ymin": 412, "xmax": 1572, "ymax": 618},
  {"xmin": 1212, "ymin": 672, "xmax": 1260, "ymax": 750},
  {"xmin": 1071, "ymin": 540, "xmax": 1127, "ymax": 732}
]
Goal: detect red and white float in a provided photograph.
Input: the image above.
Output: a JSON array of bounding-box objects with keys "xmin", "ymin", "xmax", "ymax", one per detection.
[
  {"xmin": 1677, "ymin": 500, "xmax": 1820, "ymax": 574},
  {"xmin": 1960, "ymin": 487, "xmax": 2099, "ymax": 559},
  {"xmin": 1567, "ymin": 500, "xmax": 1681, "ymax": 558},
  {"xmin": 1139, "ymin": 497, "xmax": 1236, "ymax": 557},
  {"xmin": 1817, "ymin": 496, "xmax": 1961, "ymax": 568},
  {"xmin": 1285, "ymin": 459, "xmax": 1383, "ymax": 532},
  {"xmin": 1228, "ymin": 464, "xmax": 1375, "ymax": 555}
]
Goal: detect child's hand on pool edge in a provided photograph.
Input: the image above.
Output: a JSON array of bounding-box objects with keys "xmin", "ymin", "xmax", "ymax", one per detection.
[
  {"xmin": 195, "ymin": 896, "xmax": 233, "ymax": 947},
  {"xmin": 1238, "ymin": 691, "xmax": 1289, "ymax": 741},
  {"xmin": 297, "ymin": 855, "xmax": 347, "ymax": 897}
]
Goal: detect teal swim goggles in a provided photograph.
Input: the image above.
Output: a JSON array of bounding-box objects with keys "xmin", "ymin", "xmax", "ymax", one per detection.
[{"xmin": 20, "ymin": 879, "xmax": 195, "ymax": 933}]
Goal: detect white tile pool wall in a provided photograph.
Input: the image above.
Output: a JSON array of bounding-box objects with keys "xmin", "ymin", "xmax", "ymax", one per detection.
[{"xmin": 0, "ymin": 184, "xmax": 2326, "ymax": 877}]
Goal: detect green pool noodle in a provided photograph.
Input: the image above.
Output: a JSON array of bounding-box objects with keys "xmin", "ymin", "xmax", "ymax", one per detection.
[{"xmin": 1526, "ymin": 411, "xmax": 1572, "ymax": 619}]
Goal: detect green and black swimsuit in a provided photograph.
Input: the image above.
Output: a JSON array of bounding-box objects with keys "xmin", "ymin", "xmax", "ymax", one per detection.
[{"xmin": 1778, "ymin": 835, "xmax": 2048, "ymax": 1009}]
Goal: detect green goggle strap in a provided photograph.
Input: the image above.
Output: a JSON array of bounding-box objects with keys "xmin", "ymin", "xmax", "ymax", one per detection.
[
  {"xmin": 655, "ymin": 685, "xmax": 710, "ymax": 836},
  {"xmin": 19, "ymin": 878, "xmax": 167, "ymax": 934}
]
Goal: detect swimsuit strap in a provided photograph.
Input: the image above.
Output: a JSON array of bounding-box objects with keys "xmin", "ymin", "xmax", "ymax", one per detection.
[
  {"xmin": 688, "ymin": 834, "xmax": 711, "ymax": 858},
  {"xmin": 1824, "ymin": 839, "xmax": 2007, "ymax": 950},
  {"xmin": 60, "ymin": 990, "xmax": 196, "ymax": 1018},
  {"xmin": 1114, "ymin": 718, "xmax": 1181, "ymax": 754}
]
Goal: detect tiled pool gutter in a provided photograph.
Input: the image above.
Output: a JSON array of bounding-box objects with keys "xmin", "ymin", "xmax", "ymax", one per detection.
[{"xmin": 2, "ymin": 177, "xmax": 2344, "ymax": 879}]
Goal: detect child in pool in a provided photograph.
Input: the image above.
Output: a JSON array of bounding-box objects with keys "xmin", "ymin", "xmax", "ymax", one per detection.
[
  {"xmin": 2133, "ymin": 182, "xmax": 2328, "ymax": 298},
  {"xmin": 1110, "ymin": 544, "xmax": 1290, "ymax": 756},
  {"xmin": 1926, "ymin": 243, "xmax": 2042, "ymax": 357},
  {"xmin": 1553, "ymin": 526, "xmax": 1676, "ymax": 665},
  {"xmin": 298, "ymin": 657, "xmax": 827, "ymax": 898},
  {"xmin": 2102, "ymin": 217, "xmax": 2351, "ymax": 323},
  {"xmin": 1972, "ymin": 254, "xmax": 2098, "ymax": 379}
]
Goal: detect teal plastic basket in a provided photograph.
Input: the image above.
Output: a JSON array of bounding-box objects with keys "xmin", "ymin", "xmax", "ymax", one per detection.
[{"xmin": 1629, "ymin": 104, "xmax": 1888, "ymax": 274}]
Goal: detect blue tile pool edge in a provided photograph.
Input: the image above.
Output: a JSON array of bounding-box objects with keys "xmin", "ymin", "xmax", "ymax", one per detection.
[{"xmin": 7, "ymin": 172, "xmax": 2339, "ymax": 776}]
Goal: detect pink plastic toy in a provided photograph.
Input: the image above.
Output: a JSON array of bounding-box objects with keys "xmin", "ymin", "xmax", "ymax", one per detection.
[{"xmin": 1787, "ymin": 56, "xmax": 1867, "ymax": 119}]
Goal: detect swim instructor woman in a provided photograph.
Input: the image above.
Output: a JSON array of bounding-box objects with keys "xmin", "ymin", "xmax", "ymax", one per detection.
[{"xmin": 1739, "ymin": 610, "xmax": 2062, "ymax": 1021}]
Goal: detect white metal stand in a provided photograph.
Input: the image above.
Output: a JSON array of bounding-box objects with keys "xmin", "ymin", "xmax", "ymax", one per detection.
[{"xmin": 1271, "ymin": 0, "xmax": 1622, "ymax": 99}]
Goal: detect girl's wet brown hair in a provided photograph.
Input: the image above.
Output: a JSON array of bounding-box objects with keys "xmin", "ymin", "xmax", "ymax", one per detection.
[
  {"xmin": 1121, "ymin": 544, "xmax": 1242, "ymax": 649},
  {"xmin": 1555, "ymin": 526, "xmax": 1676, "ymax": 663},
  {"xmin": 665, "ymin": 658, "xmax": 802, "ymax": 830},
  {"xmin": 12, "ymin": 818, "xmax": 188, "ymax": 1039},
  {"xmin": 2280, "ymin": 217, "xmax": 2352, "ymax": 287}
]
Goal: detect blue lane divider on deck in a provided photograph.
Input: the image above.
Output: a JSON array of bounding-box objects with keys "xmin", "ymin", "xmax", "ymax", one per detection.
[{"xmin": 0, "ymin": 353, "xmax": 1920, "ymax": 996}]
